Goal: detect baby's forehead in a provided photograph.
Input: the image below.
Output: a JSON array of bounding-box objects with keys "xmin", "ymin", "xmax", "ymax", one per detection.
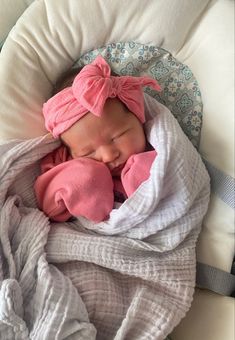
[{"xmin": 63, "ymin": 103, "xmax": 130, "ymax": 138}]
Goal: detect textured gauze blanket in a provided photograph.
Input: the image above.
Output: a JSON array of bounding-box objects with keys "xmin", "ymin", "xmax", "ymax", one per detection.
[{"xmin": 0, "ymin": 94, "xmax": 210, "ymax": 340}]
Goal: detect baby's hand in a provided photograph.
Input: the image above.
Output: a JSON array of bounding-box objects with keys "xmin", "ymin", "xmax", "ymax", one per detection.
[
  {"xmin": 34, "ymin": 158, "xmax": 114, "ymax": 223},
  {"xmin": 121, "ymin": 150, "xmax": 157, "ymax": 197}
]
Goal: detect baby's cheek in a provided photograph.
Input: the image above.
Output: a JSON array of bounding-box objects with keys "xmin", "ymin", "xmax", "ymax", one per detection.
[
  {"xmin": 71, "ymin": 150, "xmax": 77, "ymax": 159},
  {"xmin": 133, "ymin": 135, "xmax": 146, "ymax": 154},
  {"xmin": 118, "ymin": 130, "xmax": 145, "ymax": 160},
  {"xmin": 126, "ymin": 141, "xmax": 144, "ymax": 158}
]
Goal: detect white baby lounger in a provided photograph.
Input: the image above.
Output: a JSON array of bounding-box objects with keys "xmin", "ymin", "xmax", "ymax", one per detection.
[{"xmin": 0, "ymin": 1, "xmax": 234, "ymax": 340}]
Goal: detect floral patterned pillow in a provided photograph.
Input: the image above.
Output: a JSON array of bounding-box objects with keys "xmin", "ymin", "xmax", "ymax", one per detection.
[{"xmin": 75, "ymin": 42, "xmax": 202, "ymax": 148}]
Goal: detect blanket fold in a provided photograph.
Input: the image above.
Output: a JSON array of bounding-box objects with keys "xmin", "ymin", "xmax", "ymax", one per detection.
[{"xmin": 0, "ymin": 94, "xmax": 210, "ymax": 340}]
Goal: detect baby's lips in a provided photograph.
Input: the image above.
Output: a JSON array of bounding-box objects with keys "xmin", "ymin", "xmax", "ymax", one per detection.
[{"xmin": 111, "ymin": 163, "xmax": 125, "ymax": 176}]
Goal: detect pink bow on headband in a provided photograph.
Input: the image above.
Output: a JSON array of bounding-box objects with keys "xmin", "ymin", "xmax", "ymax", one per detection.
[{"xmin": 43, "ymin": 55, "xmax": 161, "ymax": 138}]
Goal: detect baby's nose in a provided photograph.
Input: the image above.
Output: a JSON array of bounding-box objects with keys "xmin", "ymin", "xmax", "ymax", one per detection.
[{"xmin": 98, "ymin": 145, "xmax": 119, "ymax": 163}]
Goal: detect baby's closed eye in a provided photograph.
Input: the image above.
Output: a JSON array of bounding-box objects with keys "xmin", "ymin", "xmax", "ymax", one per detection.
[
  {"xmin": 80, "ymin": 150, "xmax": 95, "ymax": 158},
  {"xmin": 112, "ymin": 129, "xmax": 130, "ymax": 142},
  {"xmin": 71, "ymin": 149, "xmax": 95, "ymax": 159}
]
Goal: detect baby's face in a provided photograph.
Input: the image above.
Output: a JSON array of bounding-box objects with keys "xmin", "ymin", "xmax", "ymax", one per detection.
[{"xmin": 61, "ymin": 98, "xmax": 146, "ymax": 174}]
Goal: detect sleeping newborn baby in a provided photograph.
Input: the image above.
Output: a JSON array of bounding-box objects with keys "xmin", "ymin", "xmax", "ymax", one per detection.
[{"xmin": 34, "ymin": 56, "xmax": 161, "ymax": 222}]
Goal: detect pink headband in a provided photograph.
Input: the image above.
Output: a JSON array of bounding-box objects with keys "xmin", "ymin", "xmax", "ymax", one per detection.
[{"xmin": 43, "ymin": 55, "xmax": 161, "ymax": 138}]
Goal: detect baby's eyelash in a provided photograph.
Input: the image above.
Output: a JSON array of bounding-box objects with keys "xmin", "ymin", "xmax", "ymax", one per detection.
[
  {"xmin": 112, "ymin": 135, "xmax": 121, "ymax": 141},
  {"xmin": 84, "ymin": 152, "xmax": 94, "ymax": 157},
  {"xmin": 78, "ymin": 150, "xmax": 94, "ymax": 157},
  {"xmin": 112, "ymin": 129, "xmax": 129, "ymax": 141}
]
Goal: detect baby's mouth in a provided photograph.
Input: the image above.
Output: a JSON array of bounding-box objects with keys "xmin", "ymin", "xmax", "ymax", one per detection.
[{"xmin": 111, "ymin": 163, "xmax": 125, "ymax": 175}]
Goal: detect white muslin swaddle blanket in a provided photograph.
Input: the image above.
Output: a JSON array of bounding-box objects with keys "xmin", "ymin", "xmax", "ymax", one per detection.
[{"xmin": 0, "ymin": 94, "xmax": 210, "ymax": 340}]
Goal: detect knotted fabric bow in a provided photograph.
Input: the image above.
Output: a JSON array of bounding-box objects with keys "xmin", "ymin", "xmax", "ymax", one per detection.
[{"xmin": 43, "ymin": 55, "xmax": 161, "ymax": 138}]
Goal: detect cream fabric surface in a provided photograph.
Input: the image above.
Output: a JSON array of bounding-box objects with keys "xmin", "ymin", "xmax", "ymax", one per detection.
[
  {"xmin": 177, "ymin": 0, "xmax": 234, "ymax": 178},
  {"xmin": 176, "ymin": 0, "xmax": 235, "ymax": 273},
  {"xmin": 172, "ymin": 288, "xmax": 235, "ymax": 340},
  {"xmin": 0, "ymin": 0, "xmax": 33, "ymax": 44}
]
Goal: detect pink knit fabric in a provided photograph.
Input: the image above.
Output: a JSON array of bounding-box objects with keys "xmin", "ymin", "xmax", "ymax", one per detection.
[
  {"xmin": 43, "ymin": 55, "xmax": 161, "ymax": 137},
  {"xmin": 34, "ymin": 155, "xmax": 114, "ymax": 223},
  {"xmin": 121, "ymin": 151, "xmax": 157, "ymax": 197}
]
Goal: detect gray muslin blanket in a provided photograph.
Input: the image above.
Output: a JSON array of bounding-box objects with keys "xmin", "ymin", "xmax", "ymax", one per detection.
[{"xmin": 0, "ymin": 94, "xmax": 210, "ymax": 340}]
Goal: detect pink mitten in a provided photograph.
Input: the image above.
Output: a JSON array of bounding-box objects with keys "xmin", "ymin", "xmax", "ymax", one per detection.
[
  {"xmin": 34, "ymin": 158, "xmax": 114, "ymax": 222},
  {"xmin": 121, "ymin": 150, "xmax": 157, "ymax": 197}
]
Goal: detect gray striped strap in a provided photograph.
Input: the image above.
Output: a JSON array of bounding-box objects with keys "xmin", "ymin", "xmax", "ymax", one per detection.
[
  {"xmin": 204, "ymin": 159, "xmax": 235, "ymax": 210},
  {"xmin": 196, "ymin": 262, "xmax": 235, "ymax": 296}
]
